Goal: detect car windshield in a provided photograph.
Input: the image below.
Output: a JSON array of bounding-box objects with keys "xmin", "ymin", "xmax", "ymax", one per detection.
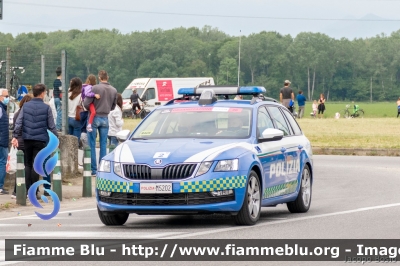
[
  {"xmin": 121, "ymin": 88, "xmax": 145, "ymax": 99},
  {"xmin": 131, "ymin": 107, "xmax": 252, "ymax": 139}
]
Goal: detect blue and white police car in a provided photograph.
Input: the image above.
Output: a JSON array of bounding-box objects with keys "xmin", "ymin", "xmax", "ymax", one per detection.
[{"xmin": 96, "ymin": 86, "xmax": 313, "ymax": 226}]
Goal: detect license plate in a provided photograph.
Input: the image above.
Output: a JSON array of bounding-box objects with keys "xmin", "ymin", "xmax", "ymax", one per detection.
[{"xmin": 140, "ymin": 183, "xmax": 172, "ymax": 194}]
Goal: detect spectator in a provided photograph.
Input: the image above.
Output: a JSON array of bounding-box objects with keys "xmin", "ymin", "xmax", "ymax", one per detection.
[
  {"xmin": 11, "ymin": 84, "xmax": 58, "ymax": 195},
  {"xmin": 318, "ymin": 93, "xmax": 326, "ymax": 118},
  {"xmin": 108, "ymin": 94, "xmax": 123, "ymax": 146},
  {"xmin": 0, "ymin": 88, "xmax": 10, "ymax": 195},
  {"xmin": 53, "ymin": 67, "xmax": 62, "ymax": 131},
  {"xmin": 68, "ymin": 77, "xmax": 82, "ymax": 144},
  {"xmin": 83, "ymin": 70, "xmax": 117, "ymax": 176},
  {"xmin": 296, "ymin": 90, "xmax": 307, "ymax": 119},
  {"xmin": 312, "ymin": 100, "xmax": 318, "ymax": 118},
  {"xmin": 80, "ymin": 74, "xmax": 98, "ymax": 148},
  {"xmin": 397, "ymin": 97, "xmax": 400, "ymax": 118},
  {"xmin": 49, "ymin": 95, "xmax": 57, "ymax": 125},
  {"xmin": 10, "ymin": 94, "xmax": 33, "ymax": 199},
  {"xmin": 280, "ymin": 80, "xmax": 294, "ymax": 109},
  {"xmin": 130, "ymin": 89, "xmax": 145, "ymax": 117}
]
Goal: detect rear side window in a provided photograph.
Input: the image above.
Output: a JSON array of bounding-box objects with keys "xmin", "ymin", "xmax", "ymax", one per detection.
[
  {"xmin": 267, "ymin": 106, "xmax": 292, "ymax": 136},
  {"xmin": 281, "ymin": 108, "xmax": 302, "ymax": 135}
]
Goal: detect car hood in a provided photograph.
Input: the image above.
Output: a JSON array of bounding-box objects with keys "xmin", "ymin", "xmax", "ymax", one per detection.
[{"xmin": 104, "ymin": 138, "xmax": 254, "ymax": 166}]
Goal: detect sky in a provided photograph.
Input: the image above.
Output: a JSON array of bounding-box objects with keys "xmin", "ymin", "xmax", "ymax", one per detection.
[{"xmin": 2, "ymin": 0, "xmax": 400, "ymax": 39}]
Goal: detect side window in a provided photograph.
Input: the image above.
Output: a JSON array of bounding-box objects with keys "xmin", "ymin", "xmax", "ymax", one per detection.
[
  {"xmin": 257, "ymin": 107, "xmax": 274, "ymax": 137},
  {"xmin": 267, "ymin": 106, "xmax": 292, "ymax": 136},
  {"xmin": 281, "ymin": 109, "xmax": 302, "ymax": 135},
  {"xmin": 144, "ymin": 88, "xmax": 155, "ymax": 101}
]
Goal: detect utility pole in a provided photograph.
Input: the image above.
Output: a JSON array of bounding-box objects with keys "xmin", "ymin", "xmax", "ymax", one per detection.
[{"xmin": 238, "ymin": 30, "xmax": 241, "ymax": 87}]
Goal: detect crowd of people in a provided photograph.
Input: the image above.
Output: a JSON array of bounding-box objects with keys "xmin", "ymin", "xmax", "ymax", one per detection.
[
  {"xmin": 279, "ymin": 79, "xmax": 326, "ymax": 119},
  {"xmin": 0, "ymin": 68, "xmax": 123, "ymax": 198}
]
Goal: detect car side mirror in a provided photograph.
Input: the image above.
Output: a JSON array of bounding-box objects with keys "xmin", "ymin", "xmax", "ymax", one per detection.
[
  {"xmin": 258, "ymin": 128, "xmax": 284, "ymax": 142},
  {"xmin": 116, "ymin": 130, "xmax": 131, "ymax": 142}
]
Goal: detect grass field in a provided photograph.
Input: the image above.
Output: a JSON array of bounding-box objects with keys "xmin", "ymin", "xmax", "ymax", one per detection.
[{"xmin": 121, "ymin": 102, "xmax": 400, "ymax": 149}]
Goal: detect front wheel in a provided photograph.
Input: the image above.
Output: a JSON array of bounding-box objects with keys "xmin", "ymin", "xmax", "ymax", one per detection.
[
  {"xmin": 357, "ymin": 109, "xmax": 364, "ymax": 118},
  {"xmin": 97, "ymin": 207, "xmax": 129, "ymax": 226},
  {"xmin": 342, "ymin": 110, "xmax": 350, "ymax": 118},
  {"xmin": 287, "ymin": 164, "xmax": 312, "ymax": 213},
  {"xmin": 140, "ymin": 109, "xmax": 150, "ymax": 119},
  {"xmin": 233, "ymin": 170, "xmax": 261, "ymax": 225}
]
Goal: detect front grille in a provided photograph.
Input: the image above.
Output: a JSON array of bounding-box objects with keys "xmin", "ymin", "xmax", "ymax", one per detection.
[
  {"xmin": 123, "ymin": 164, "xmax": 197, "ymax": 180},
  {"xmin": 99, "ymin": 191, "xmax": 235, "ymax": 206}
]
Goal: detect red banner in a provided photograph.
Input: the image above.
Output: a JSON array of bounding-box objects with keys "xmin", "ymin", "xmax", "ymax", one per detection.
[{"xmin": 156, "ymin": 80, "xmax": 174, "ymax": 101}]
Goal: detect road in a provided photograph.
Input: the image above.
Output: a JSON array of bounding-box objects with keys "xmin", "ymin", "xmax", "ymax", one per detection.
[{"xmin": 1, "ymin": 155, "xmax": 400, "ymax": 266}]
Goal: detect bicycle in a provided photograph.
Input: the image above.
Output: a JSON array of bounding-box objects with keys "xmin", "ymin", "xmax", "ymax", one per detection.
[
  {"xmin": 9, "ymin": 66, "xmax": 25, "ymax": 99},
  {"xmin": 0, "ymin": 60, "xmax": 6, "ymax": 88},
  {"xmin": 341, "ymin": 104, "xmax": 364, "ymax": 118},
  {"xmin": 131, "ymin": 101, "xmax": 151, "ymax": 119}
]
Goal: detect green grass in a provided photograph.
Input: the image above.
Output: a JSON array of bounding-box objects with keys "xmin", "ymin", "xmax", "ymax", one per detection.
[{"xmin": 302, "ymin": 101, "xmax": 398, "ymax": 118}]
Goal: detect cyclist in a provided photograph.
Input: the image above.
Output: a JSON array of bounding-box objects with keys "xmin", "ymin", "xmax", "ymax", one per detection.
[
  {"xmin": 353, "ymin": 104, "xmax": 359, "ymax": 116},
  {"xmin": 130, "ymin": 89, "xmax": 145, "ymax": 117}
]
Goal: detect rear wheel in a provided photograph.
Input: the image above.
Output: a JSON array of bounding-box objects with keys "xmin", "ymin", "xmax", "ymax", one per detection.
[
  {"xmin": 233, "ymin": 170, "xmax": 261, "ymax": 225},
  {"xmin": 287, "ymin": 164, "xmax": 312, "ymax": 213},
  {"xmin": 357, "ymin": 109, "xmax": 364, "ymax": 118},
  {"xmin": 140, "ymin": 109, "xmax": 150, "ymax": 119},
  {"xmin": 97, "ymin": 207, "xmax": 129, "ymax": 226}
]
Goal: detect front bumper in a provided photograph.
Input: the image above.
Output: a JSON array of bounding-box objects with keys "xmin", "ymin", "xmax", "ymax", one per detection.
[{"xmin": 96, "ymin": 170, "xmax": 248, "ymax": 213}]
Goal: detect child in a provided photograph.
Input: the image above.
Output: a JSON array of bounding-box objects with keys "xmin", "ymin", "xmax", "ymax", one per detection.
[
  {"xmin": 81, "ymin": 74, "xmax": 100, "ymax": 132},
  {"xmin": 312, "ymin": 100, "xmax": 318, "ymax": 117}
]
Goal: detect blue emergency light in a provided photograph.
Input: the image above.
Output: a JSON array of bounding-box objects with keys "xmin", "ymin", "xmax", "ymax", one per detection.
[{"xmin": 178, "ymin": 86, "xmax": 266, "ymax": 96}]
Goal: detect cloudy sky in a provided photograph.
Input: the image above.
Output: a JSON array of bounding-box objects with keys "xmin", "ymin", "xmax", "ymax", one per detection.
[{"xmin": 2, "ymin": 0, "xmax": 400, "ymax": 39}]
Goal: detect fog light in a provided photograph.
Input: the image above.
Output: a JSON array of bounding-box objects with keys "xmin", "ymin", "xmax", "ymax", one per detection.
[
  {"xmin": 210, "ymin": 189, "xmax": 234, "ymax": 197},
  {"xmin": 99, "ymin": 190, "xmax": 111, "ymax": 197}
]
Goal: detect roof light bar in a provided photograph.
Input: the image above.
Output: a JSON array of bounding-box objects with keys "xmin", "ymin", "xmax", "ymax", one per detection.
[{"xmin": 178, "ymin": 86, "xmax": 266, "ymax": 96}]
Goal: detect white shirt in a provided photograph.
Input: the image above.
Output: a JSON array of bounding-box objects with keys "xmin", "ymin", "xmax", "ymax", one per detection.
[
  {"xmin": 49, "ymin": 97, "xmax": 57, "ymax": 123},
  {"xmin": 108, "ymin": 106, "xmax": 123, "ymax": 136},
  {"xmin": 68, "ymin": 92, "xmax": 81, "ymax": 118}
]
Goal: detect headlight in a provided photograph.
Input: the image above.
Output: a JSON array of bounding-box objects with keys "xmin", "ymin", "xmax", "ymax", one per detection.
[
  {"xmin": 114, "ymin": 163, "xmax": 124, "ymax": 177},
  {"xmin": 214, "ymin": 159, "xmax": 239, "ymax": 172},
  {"xmin": 195, "ymin": 161, "xmax": 213, "ymax": 177},
  {"xmin": 98, "ymin": 160, "xmax": 111, "ymax": 172}
]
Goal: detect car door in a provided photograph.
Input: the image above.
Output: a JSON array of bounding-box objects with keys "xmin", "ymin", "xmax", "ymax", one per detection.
[
  {"xmin": 264, "ymin": 106, "xmax": 300, "ymax": 199},
  {"xmin": 255, "ymin": 106, "xmax": 286, "ymax": 200}
]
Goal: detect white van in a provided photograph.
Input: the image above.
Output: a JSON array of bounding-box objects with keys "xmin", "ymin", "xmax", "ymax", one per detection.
[{"xmin": 121, "ymin": 77, "xmax": 215, "ymax": 114}]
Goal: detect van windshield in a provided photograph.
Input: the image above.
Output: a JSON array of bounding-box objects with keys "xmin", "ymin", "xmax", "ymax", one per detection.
[{"xmin": 121, "ymin": 88, "xmax": 145, "ymax": 99}]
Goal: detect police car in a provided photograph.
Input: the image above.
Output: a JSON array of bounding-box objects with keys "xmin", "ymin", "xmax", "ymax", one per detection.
[{"xmin": 96, "ymin": 86, "xmax": 313, "ymax": 226}]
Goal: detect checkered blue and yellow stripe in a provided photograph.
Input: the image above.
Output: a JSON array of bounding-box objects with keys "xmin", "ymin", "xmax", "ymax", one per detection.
[
  {"xmin": 263, "ymin": 180, "xmax": 298, "ymax": 199},
  {"xmin": 96, "ymin": 178, "xmax": 134, "ymax": 193},
  {"xmin": 179, "ymin": 176, "xmax": 247, "ymax": 193}
]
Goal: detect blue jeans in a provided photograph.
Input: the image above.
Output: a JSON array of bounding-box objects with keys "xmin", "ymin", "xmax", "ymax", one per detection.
[
  {"xmin": 68, "ymin": 117, "xmax": 81, "ymax": 144},
  {"xmin": 88, "ymin": 116, "xmax": 109, "ymax": 175},
  {"xmin": 0, "ymin": 146, "xmax": 7, "ymax": 189},
  {"xmin": 54, "ymin": 98, "xmax": 62, "ymax": 131},
  {"xmin": 108, "ymin": 136, "xmax": 118, "ymax": 146}
]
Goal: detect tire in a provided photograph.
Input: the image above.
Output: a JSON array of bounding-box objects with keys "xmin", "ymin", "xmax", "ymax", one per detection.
[
  {"xmin": 233, "ymin": 170, "xmax": 261, "ymax": 225},
  {"xmin": 342, "ymin": 110, "xmax": 350, "ymax": 118},
  {"xmin": 97, "ymin": 206, "xmax": 129, "ymax": 226},
  {"xmin": 287, "ymin": 164, "xmax": 312, "ymax": 213},
  {"xmin": 358, "ymin": 109, "xmax": 364, "ymax": 118},
  {"xmin": 140, "ymin": 109, "xmax": 150, "ymax": 119}
]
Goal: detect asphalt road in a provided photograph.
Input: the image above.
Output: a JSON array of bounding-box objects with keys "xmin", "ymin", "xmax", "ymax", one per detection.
[{"xmin": 1, "ymin": 155, "xmax": 400, "ymax": 266}]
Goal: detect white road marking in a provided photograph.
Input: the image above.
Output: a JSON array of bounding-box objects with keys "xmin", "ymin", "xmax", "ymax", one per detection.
[
  {"xmin": 162, "ymin": 202, "xmax": 400, "ymax": 239},
  {"xmin": 0, "ymin": 208, "xmax": 96, "ymax": 221}
]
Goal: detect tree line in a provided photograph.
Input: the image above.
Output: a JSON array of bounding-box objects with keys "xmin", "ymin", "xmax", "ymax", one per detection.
[{"xmin": 1, "ymin": 25, "xmax": 400, "ymax": 102}]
